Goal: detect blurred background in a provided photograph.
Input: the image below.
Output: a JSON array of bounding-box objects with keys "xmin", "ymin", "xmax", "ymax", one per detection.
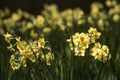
[{"xmin": 0, "ymin": 0, "xmax": 105, "ymax": 14}]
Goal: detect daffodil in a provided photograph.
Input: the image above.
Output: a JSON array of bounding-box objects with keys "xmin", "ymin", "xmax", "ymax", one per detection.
[
  {"xmin": 11, "ymin": 13, "xmax": 21, "ymax": 22},
  {"xmin": 113, "ymin": 14, "xmax": 120, "ymax": 22},
  {"xmin": 38, "ymin": 38, "xmax": 45, "ymax": 48},
  {"xmin": 91, "ymin": 48, "xmax": 102, "ymax": 59},
  {"xmin": 35, "ymin": 15, "xmax": 45, "ymax": 28},
  {"xmin": 74, "ymin": 47, "xmax": 85, "ymax": 56},
  {"xmin": 45, "ymin": 52, "xmax": 54, "ymax": 65},
  {"xmin": 30, "ymin": 29, "xmax": 38, "ymax": 39},
  {"xmin": 42, "ymin": 27, "xmax": 51, "ymax": 34},
  {"xmin": 101, "ymin": 45, "xmax": 109, "ymax": 56},
  {"xmin": 79, "ymin": 33, "xmax": 90, "ymax": 49},
  {"xmin": 4, "ymin": 33, "xmax": 12, "ymax": 43},
  {"xmin": 16, "ymin": 41, "xmax": 28, "ymax": 53},
  {"xmin": 7, "ymin": 44, "xmax": 15, "ymax": 51},
  {"xmin": 10, "ymin": 55, "xmax": 21, "ymax": 70},
  {"xmin": 20, "ymin": 56, "xmax": 27, "ymax": 67}
]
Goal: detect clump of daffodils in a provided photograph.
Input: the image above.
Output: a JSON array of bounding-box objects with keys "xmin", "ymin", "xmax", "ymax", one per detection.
[
  {"xmin": 67, "ymin": 27, "xmax": 111, "ymax": 62},
  {"xmin": 88, "ymin": 27, "xmax": 101, "ymax": 43},
  {"xmin": 4, "ymin": 33, "xmax": 54, "ymax": 70},
  {"xmin": 91, "ymin": 42, "xmax": 111, "ymax": 62},
  {"xmin": 105, "ymin": 0, "xmax": 120, "ymax": 22},
  {"xmin": 67, "ymin": 32, "xmax": 90, "ymax": 56}
]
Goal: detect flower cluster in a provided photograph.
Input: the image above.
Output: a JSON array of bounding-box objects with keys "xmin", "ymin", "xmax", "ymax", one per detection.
[
  {"xmin": 88, "ymin": 27, "xmax": 101, "ymax": 43},
  {"xmin": 67, "ymin": 32, "xmax": 90, "ymax": 56},
  {"xmin": 106, "ymin": 0, "xmax": 120, "ymax": 22},
  {"xmin": 67, "ymin": 27, "xmax": 111, "ymax": 62},
  {"xmin": 91, "ymin": 42, "xmax": 111, "ymax": 62},
  {"xmin": 4, "ymin": 33, "xmax": 54, "ymax": 70}
]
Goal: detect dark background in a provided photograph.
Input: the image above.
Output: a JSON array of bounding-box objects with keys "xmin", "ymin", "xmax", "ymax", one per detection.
[{"xmin": 0, "ymin": 0, "xmax": 107, "ymax": 15}]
